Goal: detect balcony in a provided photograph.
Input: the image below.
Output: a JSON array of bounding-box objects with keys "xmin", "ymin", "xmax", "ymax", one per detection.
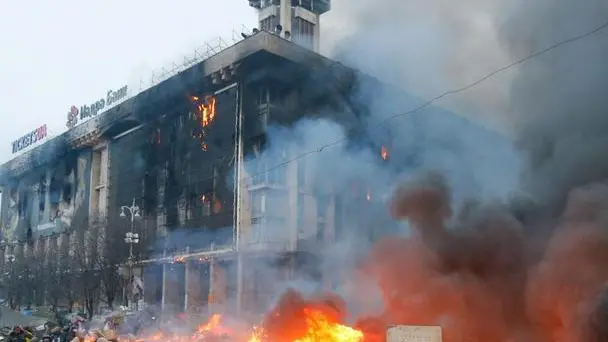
[
  {"xmin": 248, "ymin": 162, "xmax": 288, "ymax": 191},
  {"xmin": 242, "ymin": 216, "xmax": 292, "ymax": 252}
]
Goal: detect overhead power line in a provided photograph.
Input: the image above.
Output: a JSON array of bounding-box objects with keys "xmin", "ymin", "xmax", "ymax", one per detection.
[
  {"xmin": 104, "ymin": 18, "xmax": 608, "ymax": 192},
  {"xmin": 234, "ymin": 18, "xmax": 608, "ymax": 181}
]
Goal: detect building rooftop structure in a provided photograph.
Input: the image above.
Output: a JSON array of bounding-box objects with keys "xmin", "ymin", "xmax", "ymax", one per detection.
[{"xmin": 0, "ymin": 30, "xmax": 353, "ymax": 179}]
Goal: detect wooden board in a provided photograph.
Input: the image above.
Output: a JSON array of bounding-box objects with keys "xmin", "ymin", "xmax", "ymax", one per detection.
[{"xmin": 386, "ymin": 325, "xmax": 442, "ymax": 342}]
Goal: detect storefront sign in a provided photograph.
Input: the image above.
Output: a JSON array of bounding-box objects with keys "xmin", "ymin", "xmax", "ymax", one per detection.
[
  {"xmin": 66, "ymin": 85, "xmax": 128, "ymax": 128},
  {"xmin": 12, "ymin": 124, "xmax": 48, "ymax": 154}
]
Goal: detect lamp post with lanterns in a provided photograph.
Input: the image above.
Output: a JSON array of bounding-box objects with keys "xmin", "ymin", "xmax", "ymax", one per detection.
[{"xmin": 120, "ymin": 198, "xmax": 140, "ymax": 307}]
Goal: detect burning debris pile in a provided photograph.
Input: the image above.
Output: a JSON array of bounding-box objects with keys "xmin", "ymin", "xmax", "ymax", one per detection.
[
  {"xmin": 129, "ymin": 306, "xmax": 363, "ymax": 342},
  {"xmin": 122, "ymin": 173, "xmax": 608, "ymax": 342}
]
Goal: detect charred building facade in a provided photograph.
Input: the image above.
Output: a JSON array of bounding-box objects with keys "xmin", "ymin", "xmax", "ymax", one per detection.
[{"xmin": 0, "ymin": 0, "xmax": 515, "ymax": 316}]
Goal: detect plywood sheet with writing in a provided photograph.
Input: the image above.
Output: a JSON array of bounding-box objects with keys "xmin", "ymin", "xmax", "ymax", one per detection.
[{"xmin": 386, "ymin": 325, "xmax": 442, "ymax": 342}]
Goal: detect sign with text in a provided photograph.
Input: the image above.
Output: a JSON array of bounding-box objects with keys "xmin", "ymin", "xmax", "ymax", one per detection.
[
  {"xmin": 12, "ymin": 124, "xmax": 48, "ymax": 154},
  {"xmin": 66, "ymin": 85, "xmax": 128, "ymax": 128},
  {"xmin": 387, "ymin": 325, "xmax": 442, "ymax": 342}
]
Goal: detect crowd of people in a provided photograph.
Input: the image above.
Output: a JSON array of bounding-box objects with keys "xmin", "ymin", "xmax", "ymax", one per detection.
[{"xmin": 3, "ymin": 313, "xmax": 126, "ymax": 342}]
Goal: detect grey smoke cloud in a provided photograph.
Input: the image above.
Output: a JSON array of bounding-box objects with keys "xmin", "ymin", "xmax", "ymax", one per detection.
[
  {"xmin": 320, "ymin": 0, "xmax": 608, "ymax": 213},
  {"xmin": 497, "ymin": 0, "xmax": 608, "ymax": 211},
  {"xmin": 321, "ymin": 0, "xmax": 512, "ymax": 130}
]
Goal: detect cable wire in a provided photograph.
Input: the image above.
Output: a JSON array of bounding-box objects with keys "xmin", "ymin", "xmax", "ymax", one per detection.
[
  {"xmin": 107, "ymin": 16, "xmax": 608, "ymax": 202},
  {"xmin": 234, "ymin": 18, "xmax": 608, "ymax": 182}
]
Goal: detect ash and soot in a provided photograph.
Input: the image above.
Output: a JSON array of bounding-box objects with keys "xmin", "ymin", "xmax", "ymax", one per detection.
[{"xmin": 139, "ymin": 1, "xmax": 608, "ymax": 341}]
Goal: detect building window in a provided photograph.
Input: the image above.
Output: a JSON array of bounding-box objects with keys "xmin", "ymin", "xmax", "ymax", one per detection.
[
  {"xmin": 316, "ymin": 194, "xmax": 327, "ymax": 221},
  {"xmin": 251, "ymin": 192, "xmax": 266, "ymax": 219},
  {"xmin": 316, "ymin": 220, "xmax": 324, "ymax": 242},
  {"xmin": 251, "ymin": 157, "xmax": 287, "ymax": 186},
  {"xmin": 18, "ymin": 192, "xmax": 28, "ymax": 218},
  {"xmin": 38, "ymin": 175, "xmax": 46, "ymax": 223},
  {"xmin": 334, "ymin": 195, "xmax": 343, "ymax": 239},
  {"xmin": 260, "ymin": 0, "xmax": 279, "ymax": 9},
  {"xmin": 260, "ymin": 16, "xmax": 277, "ymax": 32},
  {"xmin": 297, "ymin": 194, "xmax": 305, "ymax": 235},
  {"xmin": 257, "ymin": 86, "xmax": 271, "ymax": 106},
  {"xmin": 292, "ymin": 0, "xmax": 313, "ymax": 11},
  {"xmin": 292, "ymin": 17, "xmax": 315, "ymax": 50},
  {"xmin": 297, "ymin": 159, "xmax": 306, "ymax": 188},
  {"xmin": 91, "ymin": 146, "xmax": 109, "ymax": 217},
  {"xmin": 250, "ymin": 191, "xmax": 266, "ymax": 242},
  {"xmin": 202, "ymin": 196, "xmax": 211, "ymax": 216}
]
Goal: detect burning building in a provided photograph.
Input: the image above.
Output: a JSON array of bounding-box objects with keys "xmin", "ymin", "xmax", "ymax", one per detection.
[{"xmin": 0, "ymin": 0, "xmax": 514, "ymax": 318}]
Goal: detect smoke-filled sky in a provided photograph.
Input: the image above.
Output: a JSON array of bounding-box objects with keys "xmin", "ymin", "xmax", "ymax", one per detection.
[
  {"xmin": 320, "ymin": 0, "xmax": 608, "ymax": 209},
  {"xmin": 2, "ymin": 0, "xmax": 606, "ymax": 164}
]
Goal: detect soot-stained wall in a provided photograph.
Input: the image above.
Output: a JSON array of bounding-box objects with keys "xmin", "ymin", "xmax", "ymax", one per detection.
[
  {"xmin": 0, "ymin": 149, "xmax": 92, "ymax": 243},
  {"xmin": 108, "ymin": 85, "xmax": 239, "ymax": 254}
]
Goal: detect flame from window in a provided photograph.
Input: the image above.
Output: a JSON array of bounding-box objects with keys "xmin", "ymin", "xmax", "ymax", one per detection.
[
  {"xmin": 174, "ymin": 256, "xmax": 185, "ymax": 263},
  {"xmin": 200, "ymin": 192, "xmax": 223, "ymax": 214},
  {"xmin": 190, "ymin": 95, "xmax": 217, "ymax": 150},
  {"xmin": 381, "ymin": 146, "xmax": 389, "ymax": 160},
  {"xmin": 192, "ymin": 95, "xmax": 217, "ymax": 127}
]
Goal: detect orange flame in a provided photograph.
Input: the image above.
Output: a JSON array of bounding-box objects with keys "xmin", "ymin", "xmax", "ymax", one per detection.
[
  {"xmin": 197, "ymin": 313, "xmax": 232, "ymax": 336},
  {"xmin": 190, "ymin": 95, "xmax": 216, "ymax": 150},
  {"xmin": 293, "ymin": 309, "xmax": 364, "ymax": 342},
  {"xmin": 174, "ymin": 256, "xmax": 185, "ymax": 263},
  {"xmin": 120, "ymin": 309, "xmax": 364, "ymax": 342},
  {"xmin": 198, "ymin": 96, "xmax": 217, "ymax": 127},
  {"xmin": 380, "ymin": 146, "xmax": 388, "ymax": 160}
]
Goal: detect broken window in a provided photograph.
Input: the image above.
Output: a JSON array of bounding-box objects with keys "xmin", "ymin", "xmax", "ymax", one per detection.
[
  {"xmin": 18, "ymin": 192, "xmax": 28, "ymax": 218},
  {"xmin": 38, "ymin": 175, "xmax": 46, "ymax": 222},
  {"xmin": 62, "ymin": 183, "xmax": 72, "ymax": 204},
  {"xmin": 91, "ymin": 146, "xmax": 109, "ymax": 217},
  {"xmin": 49, "ymin": 177, "xmax": 61, "ymax": 220}
]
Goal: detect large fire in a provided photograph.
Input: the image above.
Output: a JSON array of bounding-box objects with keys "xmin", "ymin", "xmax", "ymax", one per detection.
[
  {"xmin": 122, "ymin": 174, "xmax": 608, "ymax": 342},
  {"xmin": 131, "ymin": 309, "xmax": 363, "ymax": 342}
]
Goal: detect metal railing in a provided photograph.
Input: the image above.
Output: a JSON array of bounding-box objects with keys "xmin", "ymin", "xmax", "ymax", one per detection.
[{"xmin": 131, "ymin": 24, "xmax": 252, "ymax": 103}]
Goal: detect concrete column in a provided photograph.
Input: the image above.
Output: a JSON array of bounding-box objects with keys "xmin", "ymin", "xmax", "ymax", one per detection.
[
  {"xmin": 313, "ymin": 14, "xmax": 320, "ymax": 53},
  {"xmin": 161, "ymin": 251, "xmax": 167, "ymax": 312},
  {"xmin": 279, "ymin": 0, "xmax": 292, "ymax": 33},
  {"xmin": 236, "ymin": 253, "xmax": 243, "ymax": 316},
  {"xmin": 183, "ymin": 246, "xmax": 190, "ymax": 311},
  {"xmin": 185, "ymin": 261, "xmax": 202, "ymax": 314},
  {"xmin": 208, "ymin": 258, "xmax": 215, "ymax": 315}
]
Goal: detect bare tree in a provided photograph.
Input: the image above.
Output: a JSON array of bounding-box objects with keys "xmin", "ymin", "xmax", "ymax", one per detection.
[
  {"xmin": 97, "ymin": 225, "xmax": 124, "ymax": 310},
  {"xmin": 58, "ymin": 233, "xmax": 78, "ymax": 313},
  {"xmin": 73, "ymin": 225, "xmax": 101, "ymax": 320},
  {"xmin": 87, "ymin": 214, "xmax": 125, "ymax": 311},
  {"xmin": 45, "ymin": 235, "xmax": 63, "ymax": 316},
  {"xmin": 30, "ymin": 249, "xmax": 45, "ymax": 307},
  {"xmin": 5, "ymin": 254, "xmax": 19, "ymax": 309}
]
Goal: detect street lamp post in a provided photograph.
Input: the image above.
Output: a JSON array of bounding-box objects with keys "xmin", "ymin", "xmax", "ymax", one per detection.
[
  {"xmin": 5, "ymin": 254, "xmax": 15, "ymax": 309},
  {"xmin": 120, "ymin": 198, "xmax": 140, "ymax": 308}
]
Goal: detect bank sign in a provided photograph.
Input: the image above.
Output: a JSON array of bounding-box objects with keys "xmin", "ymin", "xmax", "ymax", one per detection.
[
  {"xmin": 12, "ymin": 124, "xmax": 48, "ymax": 154},
  {"xmin": 66, "ymin": 85, "xmax": 128, "ymax": 129}
]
